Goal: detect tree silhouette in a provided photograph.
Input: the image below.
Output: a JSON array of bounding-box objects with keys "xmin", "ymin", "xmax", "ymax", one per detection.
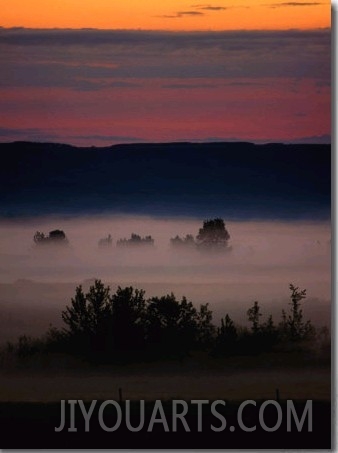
[
  {"xmin": 196, "ymin": 303, "xmax": 215, "ymax": 346},
  {"xmin": 116, "ymin": 233, "xmax": 154, "ymax": 247},
  {"xmin": 146, "ymin": 294, "xmax": 212, "ymax": 356},
  {"xmin": 111, "ymin": 286, "xmax": 147, "ymax": 353},
  {"xmin": 247, "ymin": 301, "xmax": 262, "ymax": 334},
  {"xmin": 280, "ymin": 284, "xmax": 315, "ymax": 342},
  {"xmin": 98, "ymin": 234, "xmax": 112, "ymax": 247},
  {"xmin": 213, "ymin": 314, "xmax": 238, "ymax": 356},
  {"xmin": 259, "ymin": 315, "xmax": 278, "ymax": 348},
  {"xmin": 196, "ymin": 218, "xmax": 230, "ymax": 250},
  {"xmin": 33, "ymin": 281, "xmax": 319, "ymax": 363},
  {"xmin": 61, "ymin": 280, "xmax": 112, "ymax": 356},
  {"xmin": 33, "ymin": 231, "xmax": 45, "ymax": 243},
  {"xmin": 34, "ymin": 229, "xmax": 68, "ymax": 246},
  {"xmin": 170, "ymin": 234, "xmax": 196, "ymax": 249}
]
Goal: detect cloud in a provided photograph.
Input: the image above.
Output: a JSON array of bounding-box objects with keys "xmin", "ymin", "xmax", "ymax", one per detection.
[
  {"xmin": 192, "ymin": 4, "xmax": 227, "ymax": 11},
  {"xmin": 106, "ymin": 81, "xmax": 141, "ymax": 88},
  {"xmin": 0, "ymin": 127, "xmax": 60, "ymax": 142},
  {"xmin": 0, "ymin": 28, "xmax": 329, "ymax": 52},
  {"xmin": 66, "ymin": 134, "xmax": 146, "ymax": 143},
  {"xmin": 0, "ymin": 27, "xmax": 330, "ymax": 145},
  {"xmin": 0, "ymin": 28, "xmax": 330, "ymax": 85},
  {"xmin": 266, "ymin": 2, "xmax": 325, "ymax": 7},
  {"xmin": 0, "ymin": 127, "xmax": 143, "ymax": 145},
  {"xmin": 0, "ymin": 127, "xmax": 146, "ymax": 145},
  {"xmin": 282, "ymin": 134, "xmax": 331, "ymax": 144},
  {"xmin": 161, "ymin": 82, "xmax": 216, "ymax": 89},
  {"xmin": 158, "ymin": 11, "xmax": 204, "ymax": 18},
  {"xmin": 177, "ymin": 10, "xmax": 205, "ymax": 15}
]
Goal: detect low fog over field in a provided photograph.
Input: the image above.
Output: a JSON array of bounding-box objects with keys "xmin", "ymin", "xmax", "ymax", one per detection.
[{"xmin": 0, "ymin": 215, "xmax": 331, "ymax": 342}]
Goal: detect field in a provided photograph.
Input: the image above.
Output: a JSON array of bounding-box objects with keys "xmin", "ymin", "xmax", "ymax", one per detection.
[
  {"xmin": 0, "ymin": 359, "xmax": 331, "ymax": 449},
  {"xmin": 0, "ymin": 349, "xmax": 330, "ymax": 402}
]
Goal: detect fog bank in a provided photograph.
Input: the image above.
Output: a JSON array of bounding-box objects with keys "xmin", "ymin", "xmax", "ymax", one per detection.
[{"xmin": 0, "ymin": 215, "xmax": 331, "ymax": 341}]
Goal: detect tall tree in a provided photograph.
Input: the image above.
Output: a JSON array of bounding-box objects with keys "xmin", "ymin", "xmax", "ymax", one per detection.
[
  {"xmin": 196, "ymin": 218, "xmax": 230, "ymax": 250},
  {"xmin": 111, "ymin": 286, "xmax": 147, "ymax": 351},
  {"xmin": 247, "ymin": 301, "xmax": 262, "ymax": 334},
  {"xmin": 146, "ymin": 294, "xmax": 200, "ymax": 356},
  {"xmin": 281, "ymin": 284, "xmax": 314, "ymax": 341},
  {"xmin": 61, "ymin": 279, "xmax": 113, "ymax": 354}
]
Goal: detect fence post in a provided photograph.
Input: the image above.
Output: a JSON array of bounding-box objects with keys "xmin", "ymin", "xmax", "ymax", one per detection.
[{"xmin": 275, "ymin": 388, "xmax": 280, "ymax": 402}]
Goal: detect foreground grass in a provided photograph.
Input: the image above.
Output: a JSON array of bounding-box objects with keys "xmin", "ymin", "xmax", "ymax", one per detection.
[{"xmin": 0, "ymin": 350, "xmax": 330, "ymax": 403}]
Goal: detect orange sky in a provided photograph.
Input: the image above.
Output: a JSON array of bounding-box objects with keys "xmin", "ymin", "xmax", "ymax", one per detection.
[{"xmin": 0, "ymin": 0, "xmax": 330, "ymax": 30}]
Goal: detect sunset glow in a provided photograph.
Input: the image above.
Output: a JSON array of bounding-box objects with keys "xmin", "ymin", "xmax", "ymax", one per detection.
[
  {"xmin": 0, "ymin": 1, "xmax": 331, "ymax": 145},
  {"xmin": 0, "ymin": 0, "xmax": 330, "ymax": 30}
]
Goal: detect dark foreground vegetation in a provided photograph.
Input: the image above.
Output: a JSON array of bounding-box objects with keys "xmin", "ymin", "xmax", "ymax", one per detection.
[
  {"xmin": 1, "ymin": 281, "xmax": 330, "ymax": 366},
  {"xmin": 0, "ymin": 273, "xmax": 331, "ymax": 450}
]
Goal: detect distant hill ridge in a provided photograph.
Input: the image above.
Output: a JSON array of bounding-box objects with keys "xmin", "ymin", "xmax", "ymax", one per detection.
[{"xmin": 0, "ymin": 141, "xmax": 330, "ymax": 219}]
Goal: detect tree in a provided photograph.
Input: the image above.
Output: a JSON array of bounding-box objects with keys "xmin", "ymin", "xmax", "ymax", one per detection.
[
  {"xmin": 111, "ymin": 286, "xmax": 147, "ymax": 352},
  {"xmin": 247, "ymin": 301, "xmax": 262, "ymax": 334},
  {"xmin": 196, "ymin": 303, "xmax": 215, "ymax": 347},
  {"xmin": 146, "ymin": 294, "xmax": 201, "ymax": 356},
  {"xmin": 213, "ymin": 314, "xmax": 238, "ymax": 356},
  {"xmin": 34, "ymin": 231, "xmax": 45, "ymax": 244},
  {"xmin": 280, "ymin": 284, "xmax": 315, "ymax": 342},
  {"xmin": 246, "ymin": 302, "xmax": 279, "ymax": 352},
  {"xmin": 258, "ymin": 315, "xmax": 279, "ymax": 351},
  {"xmin": 261, "ymin": 315, "xmax": 277, "ymax": 337},
  {"xmin": 61, "ymin": 282, "xmax": 148, "ymax": 359},
  {"xmin": 98, "ymin": 234, "xmax": 112, "ymax": 247},
  {"xmin": 49, "ymin": 230, "xmax": 68, "ymax": 243},
  {"xmin": 116, "ymin": 233, "xmax": 154, "ymax": 247},
  {"xmin": 61, "ymin": 280, "xmax": 113, "ymax": 355},
  {"xmin": 33, "ymin": 229, "xmax": 68, "ymax": 246},
  {"xmin": 170, "ymin": 234, "xmax": 196, "ymax": 249},
  {"xmin": 196, "ymin": 218, "xmax": 230, "ymax": 251},
  {"xmin": 220, "ymin": 314, "xmax": 238, "ymax": 340}
]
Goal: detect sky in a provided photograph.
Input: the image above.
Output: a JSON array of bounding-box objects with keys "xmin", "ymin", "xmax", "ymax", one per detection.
[
  {"xmin": 0, "ymin": 0, "xmax": 331, "ymax": 145},
  {"xmin": 0, "ymin": 0, "xmax": 330, "ymax": 30}
]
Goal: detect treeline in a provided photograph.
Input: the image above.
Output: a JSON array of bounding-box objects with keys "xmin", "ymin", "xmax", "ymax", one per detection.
[
  {"xmin": 33, "ymin": 218, "xmax": 232, "ymax": 251},
  {"xmin": 4, "ymin": 282, "xmax": 329, "ymax": 365}
]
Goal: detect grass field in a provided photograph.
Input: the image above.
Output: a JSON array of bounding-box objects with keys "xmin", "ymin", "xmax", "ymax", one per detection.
[{"xmin": 0, "ymin": 350, "xmax": 330, "ymax": 403}]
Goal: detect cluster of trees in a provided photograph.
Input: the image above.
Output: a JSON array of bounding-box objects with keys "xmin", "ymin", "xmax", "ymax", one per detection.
[
  {"xmin": 101, "ymin": 218, "xmax": 231, "ymax": 251},
  {"xmin": 56, "ymin": 281, "xmax": 214, "ymax": 361},
  {"xmin": 170, "ymin": 218, "xmax": 231, "ymax": 252},
  {"xmin": 170, "ymin": 218, "xmax": 231, "ymax": 251},
  {"xmin": 213, "ymin": 286, "xmax": 316, "ymax": 357},
  {"xmin": 34, "ymin": 230, "xmax": 68, "ymax": 246},
  {"xmin": 170, "ymin": 234, "xmax": 196, "ymax": 248},
  {"xmin": 116, "ymin": 234, "xmax": 155, "ymax": 248},
  {"xmin": 98, "ymin": 234, "xmax": 112, "ymax": 247},
  {"xmin": 33, "ymin": 218, "xmax": 231, "ymax": 252},
  {"xmin": 9, "ymin": 282, "xmax": 322, "ymax": 364}
]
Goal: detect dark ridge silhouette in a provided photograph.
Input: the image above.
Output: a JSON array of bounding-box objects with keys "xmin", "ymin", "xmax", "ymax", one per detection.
[{"xmin": 0, "ymin": 141, "xmax": 330, "ymax": 219}]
